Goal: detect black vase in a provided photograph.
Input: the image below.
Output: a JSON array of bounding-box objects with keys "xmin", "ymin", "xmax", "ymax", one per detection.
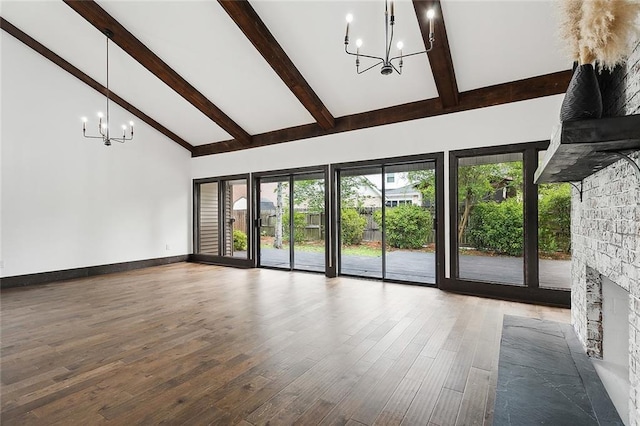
[{"xmin": 560, "ymin": 64, "xmax": 603, "ymax": 121}]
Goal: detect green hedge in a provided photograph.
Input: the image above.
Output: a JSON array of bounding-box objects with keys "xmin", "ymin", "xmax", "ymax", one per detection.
[
  {"xmin": 233, "ymin": 229, "xmax": 247, "ymax": 251},
  {"xmin": 374, "ymin": 205, "xmax": 432, "ymax": 249},
  {"xmin": 538, "ymin": 184, "xmax": 571, "ymax": 254},
  {"xmin": 283, "ymin": 211, "xmax": 307, "ymax": 243},
  {"xmin": 341, "ymin": 208, "xmax": 366, "ymax": 245},
  {"xmin": 467, "ymin": 198, "xmax": 523, "ymax": 256}
]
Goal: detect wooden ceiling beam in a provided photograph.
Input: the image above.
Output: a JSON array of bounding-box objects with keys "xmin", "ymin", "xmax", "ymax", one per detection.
[
  {"xmin": 64, "ymin": 0, "xmax": 252, "ymax": 146},
  {"xmin": 413, "ymin": 0, "xmax": 459, "ymax": 108},
  {"xmin": 192, "ymin": 70, "xmax": 572, "ymax": 157},
  {"xmin": 218, "ymin": 0, "xmax": 335, "ymax": 130},
  {"xmin": 0, "ymin": 17, "xmax": 194, "ymax": 152}
]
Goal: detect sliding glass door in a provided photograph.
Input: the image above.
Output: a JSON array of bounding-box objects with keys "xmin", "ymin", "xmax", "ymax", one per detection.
[
  {"xmin": 383, "ymin": 162, "xmax": 436, "ymax": 284},
  {"xmin": 257, "ymin": 170, "xmax": 326, "ymax": 273},
  {"xmin": 194, "ymin": 175, "xmax": 250, "ymax": 265},
  {"xmin": 339, "ymin": 167, "xmax": 383, "ymax": 278},
  {"xmin": 338, "ymin": 160, "xmax": 438, "ymax": 284},
  {"xmin": 258, "ymin": 176, "xmax": 290, "ymax": 269}
]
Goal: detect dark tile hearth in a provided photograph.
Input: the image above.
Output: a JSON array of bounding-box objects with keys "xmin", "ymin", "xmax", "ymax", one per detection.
[{"xmin": 494, "ymin": 315, "xmax": 622, "ymax": 426}]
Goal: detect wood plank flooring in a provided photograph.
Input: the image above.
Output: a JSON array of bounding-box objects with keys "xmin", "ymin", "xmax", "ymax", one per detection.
[{"xmin": 0, "ymin": 263, "xmax": 570, "ymax": 425}]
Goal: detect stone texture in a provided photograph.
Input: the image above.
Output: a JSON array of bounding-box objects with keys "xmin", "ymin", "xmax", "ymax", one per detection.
[{"xmin": 572, "ymin": 39, "xmax": 640, "ymax": 425}]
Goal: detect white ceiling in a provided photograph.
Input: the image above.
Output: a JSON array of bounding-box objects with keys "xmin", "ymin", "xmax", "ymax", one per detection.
[{"xmin": 0, "ymin": 0, "xmax": 571, "ymax": 149}]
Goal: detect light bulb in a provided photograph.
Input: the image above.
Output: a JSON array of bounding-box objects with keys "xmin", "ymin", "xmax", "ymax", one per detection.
[
  {"xmin": 346, "ymin": 14, "xmax": 353, "ymax": 23},
  {"xmin": 122, "ymin": 124, "xmax": 127, "ymax": 130},
  {"xmin": 427, "ymin": 9, "xmax": 435, "ymax": 19},
  {"xmin": 397, "ymin": 41, "xmax": 403, "ymax": 50},
  {"xmin": 356, "ymin": 39, "xmax": 363, "ymax": 48},
  {"xmin": 97, "ymin": 112, "xmax": 103, "ymax": 118},
  {"xmin": 81, "ymin": 117, "xmax": 88, "ymax": 123},
  {"xmin": 129, "ymin": 121, "xmax": 134, "ymax": 127}
]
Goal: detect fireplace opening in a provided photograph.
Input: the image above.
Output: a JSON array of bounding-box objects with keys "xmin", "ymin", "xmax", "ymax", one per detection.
[{"xmin": 592, "ymin": 276, "xmax": 630, "ymax": 425}]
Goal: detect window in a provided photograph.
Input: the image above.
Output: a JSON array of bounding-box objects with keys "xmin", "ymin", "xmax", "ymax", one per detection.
[
  {"xmin": 386, "ymin": 173, "xmax": 395, "ymax": 183},
  {"xmin": 449, "ymin": 142, "xmax": 570, "ymax": 305}
]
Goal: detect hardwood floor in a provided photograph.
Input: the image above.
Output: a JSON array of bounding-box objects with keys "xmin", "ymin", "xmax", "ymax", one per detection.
[{"xmin": 1, "ymin": 263, "xmax": 570, "ymax": 425}]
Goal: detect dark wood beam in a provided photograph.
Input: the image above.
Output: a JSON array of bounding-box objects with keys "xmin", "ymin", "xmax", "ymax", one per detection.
[
  {"xmin": 63, "ymin": 0, "xmax": 252, "ymax": 146},
  {"xmin": 0, "ymin": 17, "xmax": 193, "ymax": 152},
  {"xmin": 218, "ymin": 0, "xmax": 335, "ymax": 130},
  {"xmin": 192, "ymin": 70, "xmax": 572, "ymax": 157},
  {"xmin": 413, "ymin": 0, "xmax": 459, "ymax": 108}
]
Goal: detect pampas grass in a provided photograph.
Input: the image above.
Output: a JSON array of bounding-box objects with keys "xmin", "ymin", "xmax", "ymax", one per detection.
[
  {"xmin": 558, "ymin": 0, "xmax": 583, "ymax": 62},
  {"xmin": 558, "ymin": 0, "xmax": 640, "ymax": 69}
]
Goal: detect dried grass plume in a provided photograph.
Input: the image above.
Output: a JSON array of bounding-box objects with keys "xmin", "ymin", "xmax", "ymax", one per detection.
[{"xmin": 558, "ymin": 0, "xmax": 640, "ymax": 69}]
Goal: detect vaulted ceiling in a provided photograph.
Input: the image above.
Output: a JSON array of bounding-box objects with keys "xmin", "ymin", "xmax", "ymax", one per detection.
[{"xmin": 0, "ymin": 0, "xmax": 572, "ymax": 157}]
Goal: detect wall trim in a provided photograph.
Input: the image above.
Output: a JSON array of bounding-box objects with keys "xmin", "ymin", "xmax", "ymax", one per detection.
[{"xmin": 0, "ymin": 255, "xmax": 189, "ymax": 289}]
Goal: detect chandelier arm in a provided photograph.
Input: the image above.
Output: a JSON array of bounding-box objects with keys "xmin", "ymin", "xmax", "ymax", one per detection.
[
  {"xmin": 357, "ymin": 60, "xmax": 385, "ymax": 74},
  {"xmin": 389, "ymin": 48, "xmax": 431, "ymax": 62},
  {"xmin": 390, "ymin": 62, "xmax": 402, "ymax": 75},
  {"xmin": 83, "ymin": 134, "xmax": 107, "ymax": 140},
  {"xmin": 345, "ymin": 46, "xmax": 385, "ymax": 62}
]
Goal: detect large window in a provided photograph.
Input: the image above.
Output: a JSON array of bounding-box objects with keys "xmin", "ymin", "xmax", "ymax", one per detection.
[
  {"xmin": 456, "ymin": 153, "xmax": 524, "ymax": 286},
  {"xmin": 449, "ymin": 143, "xmax": 570, "ymax": 305}
]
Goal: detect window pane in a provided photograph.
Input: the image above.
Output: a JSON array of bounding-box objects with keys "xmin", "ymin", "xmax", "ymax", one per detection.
[
  {"xmin": 259, "ymin": 178, "xmax": 290, "ymax": 268},
  {"xmin": 224, "ymin": 179, "xmax": 248, "ymax": 258},
  {"xmin": 199, "ymin": 182, "xmax": 219, "ymax": 255},
  {"xmin": 340, "ymin": 168, "xmax": 382, "ymax": 278},
  {"xmin": 538, "ymin": 151, "xmax": 571, "ymax": 290},
  {"xmin": 384, "ymin": 162, "xmax": 436, "ymax": 284},
  {"xmin": 457, "ymin": 153, "xmax": 524, "ymax": 285},
  {"xmin": 293, "ymin": 174, "xmax": 325, "ymax": 272}
]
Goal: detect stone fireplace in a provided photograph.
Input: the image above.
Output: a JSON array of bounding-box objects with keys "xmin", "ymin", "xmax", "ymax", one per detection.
[{"xmin": 571, "ymin": 40, "xmax": 640, "ymax": 425}]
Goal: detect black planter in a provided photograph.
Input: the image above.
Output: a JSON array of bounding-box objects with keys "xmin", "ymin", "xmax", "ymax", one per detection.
[{"xmin": 560, "ymin": 64, "xmax": 603, "ymax": 122}]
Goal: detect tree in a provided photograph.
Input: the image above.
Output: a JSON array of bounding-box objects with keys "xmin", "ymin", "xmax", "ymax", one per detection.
[
  {"xmin": 273, "ymin": 182, "xmax": 285, "ymax": 249},
  {"xmin": 457, "ymin": 162, "xmax": 522, "ymax": 243},
  {"xmin": 408, "ymin": 169, "xmax": 436, "ymax": 207}
]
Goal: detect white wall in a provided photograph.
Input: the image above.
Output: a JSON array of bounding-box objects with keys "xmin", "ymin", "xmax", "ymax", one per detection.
[
  {"xmin": 0, "ymin": 32, "xmax": 192, "ymax": 278},
  {"xmin": 192, "ymin": 94, "xmax": 564, "ymax": 276}
]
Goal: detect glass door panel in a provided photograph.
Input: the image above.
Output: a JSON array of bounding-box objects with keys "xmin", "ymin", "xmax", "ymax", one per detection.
[
  {"xmin": 198, "ymin": 182, "xmax": 219, "ymax": 255},
  {"xmin": 383, "ymin": 162, "xmax": 436, "ymax": 284},
  {"xmin": 457, "ymin": 153, "xmax": 524, "ymax": 285},
  {"xmin": 538, "ymin": 151, "xmax": 571, "ymax": 290},
  {"xmin": 222, "ymin": 179, "xmax": 248, "ymax": 258},
  {"xmin": 339, "ymin": 167, "xmax": 383, "ymax": 278},
  {"xmin": 258, "ymin": 177, "xmax": 290, "ymax": 269},
  {"xmin": 293, "ymin": 173, "xmax": 325, "ymax": 272}
]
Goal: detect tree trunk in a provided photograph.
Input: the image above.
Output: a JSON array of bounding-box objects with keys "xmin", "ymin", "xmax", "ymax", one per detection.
[
  {"xmin": 274, "ymin": 182, "xmax": 283, "ymax": 249},
  {"xmin": 458, "ymin": 196, "xmax": 471, "ymax": 243}
]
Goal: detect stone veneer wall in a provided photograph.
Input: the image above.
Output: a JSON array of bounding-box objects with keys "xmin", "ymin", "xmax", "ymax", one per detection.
[{"xmin": 571, "ymin": 39, "xmax": 640, "ymax": 424}]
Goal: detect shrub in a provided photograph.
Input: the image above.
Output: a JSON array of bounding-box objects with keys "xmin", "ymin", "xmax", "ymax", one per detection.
[
  {"xmin": 538, "ymin": 184, "xmax": 571, "ymax": 254},
  {"xmin": 467, "ymin": 198, "xmax": 523, "ymax": 256},
  {"xmin": 283, "ymin": 211, "xmax": 307, "ymax": 243},
  {"xmin": 233, "ymin": 229, "xmax": 247, "ymax": 251},
  {"xmin": 341, "ymin": 208, "xmax": 366, "ymax": 245},
  {"xmin": 374, "ymin": 205, "xmax": 432, "ymax": 249}
]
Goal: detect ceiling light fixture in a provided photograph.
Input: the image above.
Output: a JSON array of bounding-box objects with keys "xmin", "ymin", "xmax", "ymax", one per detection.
[
  {"xmin": 344, "ymin": 1, "xmax": 435, "ymax": 75},
  {"xmin": 81, "ymin": 30, "xmax": 133, "ymax": 146}
]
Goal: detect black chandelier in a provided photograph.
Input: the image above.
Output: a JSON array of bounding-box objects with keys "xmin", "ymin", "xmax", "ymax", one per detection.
[
  {"xmin": 82, "ymin": 30, "xmax": 134, "ymax": 146},
  {"xmin": 344, "ymin": 1, "xmax": 435, "ymax": 75}
]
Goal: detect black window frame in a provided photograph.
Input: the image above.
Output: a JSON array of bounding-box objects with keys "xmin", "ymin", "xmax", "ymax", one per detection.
[
  {"xmin": 332, "ymin": 152, "xmax": 445, "ymax": 287},
  {"xmin": 192, "ymin": 173, "xmax": 253, "ymax": 268},
  {"xmin": 445, "ymin": 141, "xmax": 570, "ymax": 306}
]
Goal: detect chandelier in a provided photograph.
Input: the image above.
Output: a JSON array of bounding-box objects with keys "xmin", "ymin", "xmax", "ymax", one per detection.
[
  {"xmin": 82, "ymin": 30, "xmax": 134, "ymax": 146},
  {"xmin": 344, "ymin": 1, "xmax": 435, "ymax": 75}
]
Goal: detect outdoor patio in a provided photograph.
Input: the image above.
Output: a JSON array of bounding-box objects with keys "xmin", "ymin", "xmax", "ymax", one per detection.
[{"xmin": 259, "ymin": 248, "xmax": 571, "ymax": 290}]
